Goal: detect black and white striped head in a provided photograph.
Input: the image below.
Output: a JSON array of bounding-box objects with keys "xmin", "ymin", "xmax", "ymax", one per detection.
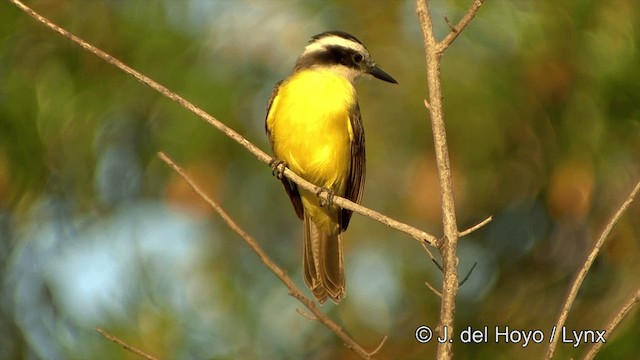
[{"xmin": 293, "ymin": 31, "xmax": 397, "ymax": 84}]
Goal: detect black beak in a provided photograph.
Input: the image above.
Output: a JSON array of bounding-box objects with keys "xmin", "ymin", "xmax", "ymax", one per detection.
[{"xmin": 368, "ymin": 64, "xmax": 398, "ymax": 84}]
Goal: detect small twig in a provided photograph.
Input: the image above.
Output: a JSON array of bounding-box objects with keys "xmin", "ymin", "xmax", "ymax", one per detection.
[
  {"xmin": 546, "ymin": 180, "xmax": 640, "ymax": 359},
  {"xmin": 369, "ymin": 336, "xmax": 388, "ymax": 356},
  {"xmin": 459, "ymin": 216, "xmax": 492, "ymax": 237},
  {"xmin": 582, "ymin": 287, "xmax": 640, "ymax": 360},
  {"xmin": 158, "ymin": 152, "xmax": 383, "ymax": 359},
  {"xmin": 443, "ymin": 15, "xmax": 456, "ymax": 32},
  {"xmin": 95, "ymin": 328, "xmax": 158, "ymax": 360},
  {"xmin": 459, "ymin": 262, "xmax": 477, "ymax": 286},
  {"xmin": 431, "ymin": 258, "xmax": 444, "ymax": 273},
  {"xmin": 425, "ymin": 281, "xmax": 443, "ymax": 298},
  {"xmin": 8, "ymin": 0, "xmax": 440, "ymax": 249},
  {"xmin": 296, "ymin": 308, "xmax": 317, "ymax": 321},
  {"xmin": 421, "ymin": 237, "xmax": 439, "ymax": 258},
  {"xmin": 437, "ymin": 0, "xmax": 485, "ymax": 54},
  {"xmin": 423, "ymin": 98, "xmax": 431, "ymax": 110}
]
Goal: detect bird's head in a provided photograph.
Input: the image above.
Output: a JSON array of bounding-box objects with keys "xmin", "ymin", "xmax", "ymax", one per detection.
[{"xmin": 294, "ymin": 31, "xmax": 397, "ymax": 84}]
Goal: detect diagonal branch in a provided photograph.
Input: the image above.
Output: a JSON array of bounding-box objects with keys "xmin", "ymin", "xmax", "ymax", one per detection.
[
  {"xmin": 582, "ymin": 287, "xmax": 640, "ymax": 360},
  {"xmin": 437, "ymin": 0, "xmax": 484, "ymax": 54},
  {"xmin": 459, "ymin": 215, "xmax": 492, "ymax": 237},
  {"xmin": 425, "ymin": 280, "xmax": 443, "ymax": 298},
  {"xmin": 8, "ymin": 0, "xmax": 439, "ymax": 249},
  {"xmin": 158, "ymin": 152, "xmax": 382, "ymax": 359},
  {"xmin": 95, "ymin": 327, "xmax": 158, "ymax": 360},
  {"xmin": 546, "ymin": 180, "xmax": 640, "ymax": 359}
]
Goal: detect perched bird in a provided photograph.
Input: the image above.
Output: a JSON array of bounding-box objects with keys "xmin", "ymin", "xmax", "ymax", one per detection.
[{"xmin": 265, "ymin": 31, "xmax": 397, "ymax": 303}]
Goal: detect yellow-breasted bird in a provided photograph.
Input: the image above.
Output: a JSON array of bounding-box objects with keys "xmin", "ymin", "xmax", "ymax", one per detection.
[{"xmin": 265, "ymin": 31, "xmax": 397, "ymax": 303}]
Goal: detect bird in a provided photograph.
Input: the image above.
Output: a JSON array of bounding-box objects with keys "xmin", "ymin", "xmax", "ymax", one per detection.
[{"xmin": 265, "ymin": 31, "xmax": 397, "ymax": 304}]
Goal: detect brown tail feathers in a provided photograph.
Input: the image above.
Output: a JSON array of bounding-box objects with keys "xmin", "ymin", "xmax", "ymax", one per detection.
[{"xmin": 302, "ymin": 213, "xmax": 345, "ymax": 303}]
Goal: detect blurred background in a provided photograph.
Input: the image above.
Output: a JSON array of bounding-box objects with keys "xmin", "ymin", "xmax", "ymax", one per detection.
[{"xmin": 1, "ymin": 0, "xmax": 639, "ymax": 359}]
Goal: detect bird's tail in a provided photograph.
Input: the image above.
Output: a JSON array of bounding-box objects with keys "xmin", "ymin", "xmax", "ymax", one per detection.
[{"xmin": 302, "ymin": 213, "xmax": 345, "ymax": 304}]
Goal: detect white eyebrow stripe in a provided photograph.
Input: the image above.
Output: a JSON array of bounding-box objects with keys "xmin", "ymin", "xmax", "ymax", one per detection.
[{"xmin": 302, "ymin": 35, "xmax": 367, "ymax": 56}]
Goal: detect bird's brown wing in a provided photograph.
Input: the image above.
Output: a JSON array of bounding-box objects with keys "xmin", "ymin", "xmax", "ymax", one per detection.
[
  {"xmin": 340, "ymin": 102, "xmax": 365, "ymax": 231},
  {"xmin": 265, "ymin": 80, "xmax": 304, "ymax": 220}
]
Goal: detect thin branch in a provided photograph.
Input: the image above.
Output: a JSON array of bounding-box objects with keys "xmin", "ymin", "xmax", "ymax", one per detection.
[
  {"xmin": 431, "ymin": 258, "xmax": 444, "ymax": 272},
  {"xmin": 157, "ymin": 152, "xmax": 382, "ymax": 359},
  {"xmin": 437, "ymin": 0, "xmax": 484, "ymax": 54},
  {"xmin": 369, "ymin": 336, "xmax": 388, "ymax": 356},
  {"xmin": 582, "ymin": 287, "xmax": 640, "ymax": 360},
  {"xmin": 425, "ymin": 281, "xmax": 443, "ymax": 298},
  {"xmin": 9, "ymin": 1, "xmax": 261, "ymax": 160},
  {"xmin": 443, "ymin": 15, "xmax": 456, "ymax": 32},
  {"xmin": 459, "ymin": 262, "xmax": 477, "ymax": 286},
  {"xmin": 459, "ymin": 216, "xmax": 492, "ymax": 237},
  {"xmin": 296, "ymin": 308, "xmax": 317, "ymax": 321},
  {"xmin": 9, "ymin": 0, "xmax": 439, "ymax": 249},
  {"xmin": 417, "ymin": 0, "xmax": 472, "ymax": 358},
  {"xmin": 421, "ymin": 236, "xmax": 439, "ymax": 260},
  {"xmin": 95, "ymin": 328, "xmax": 158, "ymax": 360},
  {"xmin": 546, "ymin": 180, "xmax": 640, "ymax": 359}
]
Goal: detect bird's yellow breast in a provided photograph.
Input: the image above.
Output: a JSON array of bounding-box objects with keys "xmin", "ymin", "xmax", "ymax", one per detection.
[{"xmin": 267, "ymin": 69, "xmax": 356, "ymax": 193}]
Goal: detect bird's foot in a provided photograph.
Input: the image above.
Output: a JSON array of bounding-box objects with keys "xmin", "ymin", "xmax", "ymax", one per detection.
[
  {"xmin": 269, "ymin": 159, "xmax": 287, "ymax": 179},
  {"xmin": 316, "ymin": 187, "xmax": 335, "ymax": 208}
]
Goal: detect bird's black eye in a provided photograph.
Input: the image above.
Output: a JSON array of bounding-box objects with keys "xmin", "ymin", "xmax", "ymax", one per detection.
[{"xmin": 352, "ymin": 53, "xmax": 364, "ymax": 63}]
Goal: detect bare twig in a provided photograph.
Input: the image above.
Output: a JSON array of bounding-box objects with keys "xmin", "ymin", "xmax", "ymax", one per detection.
[
  {"xmin": 582, "ymin": 287, "xmax": 640, "ymax": 360},
  {"xmin": 546, "ymin": 180, "xmax": 640, "ymax": 359},
  {"xmin": 158, "ymin": 152, "xmax": 381, "ymax": 359},
  {"xmin": 425, "ymin": 281, "xmax": 443, "ymax": 298},
  {"xmin": 8, "ymin": 0, "xmax": 439, "ymax": 249},
  {"xmin": 95, "ymin": 328, "xmax": 158, "ymax": 360},
  {"xmin": 416, "ymin": 1, "xmax": 483, "ymax": 358},
  {"xmin": 459, "ymin": 262, "xmax": 477, "ymax": 286},
  {"xmin": 431, "ymin": 258, "xmax": 444, "ymax": 272},
  {"xmin": 278, "ymin": 167, "xmax": 441, "ymax": 247},
  {"xmin": 295, "ymin": 308, "xmax": 317, "ymax": 321},
  {"xmin": 443, "ymin": 15, "xmax": 456, "ymax": 32},
  {"xmin": 416, "ymin": 0, "xmax": 460, "ymax": 357},
  {"xmin": 369, "ymin": 336, "xmax": 388, "ymax": 356},
  {"xmin": 438, "ymin": 0, "xmax": 485, "ymax": 54},
  {"xmin": 421, "ymin": 237, "xmax": 438, "ymax": 260},
  {"xmin": 459, "ymin": 216, "xmax": 492, "ymax": 237}
]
